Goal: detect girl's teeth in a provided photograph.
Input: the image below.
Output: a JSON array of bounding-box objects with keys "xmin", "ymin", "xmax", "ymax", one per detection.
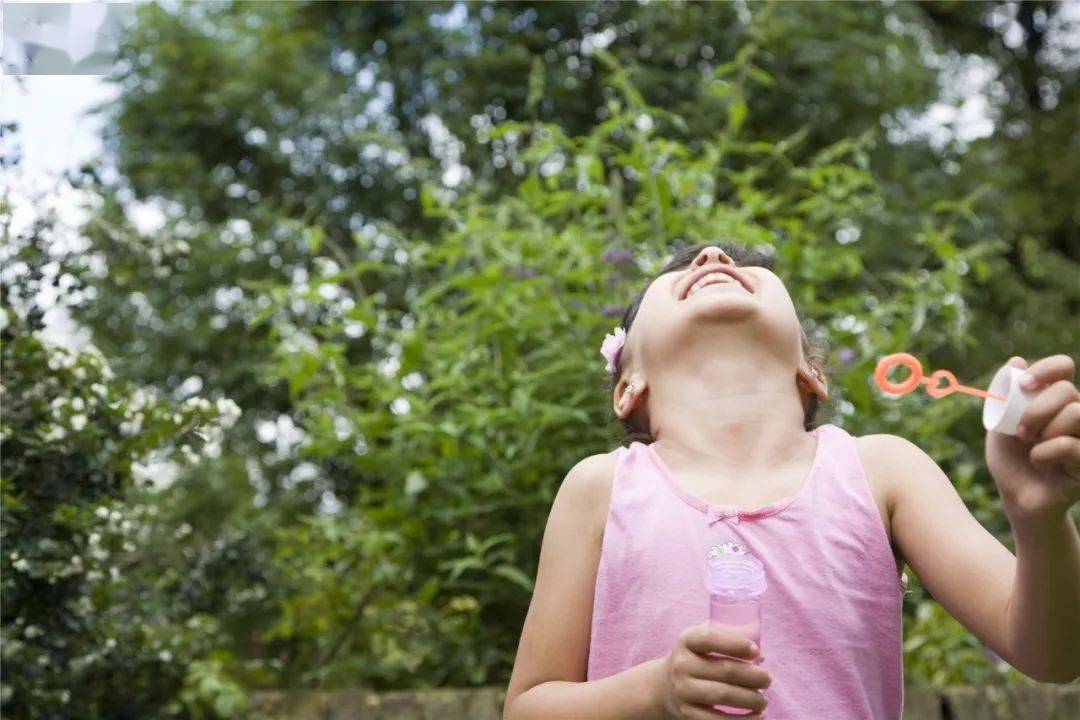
[{"xmin": 689, "ymin": 273, "xmax": 736, "ymax": 297}]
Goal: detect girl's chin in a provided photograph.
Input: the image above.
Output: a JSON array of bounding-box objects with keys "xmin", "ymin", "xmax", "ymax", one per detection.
[{"xmin": 684, "ymin": 294, "xmax": 759, "ymax": 319}]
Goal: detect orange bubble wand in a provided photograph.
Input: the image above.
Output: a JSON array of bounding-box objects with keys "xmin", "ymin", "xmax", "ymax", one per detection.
[{"xmin": 874, "ymin": 353, "xmax": 1006, "ymax": 402}]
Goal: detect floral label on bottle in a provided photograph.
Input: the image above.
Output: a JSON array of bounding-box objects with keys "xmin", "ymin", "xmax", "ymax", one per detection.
[{"xmin": 708, "ymin": 540, "xmax": 747, "ymax": 557}]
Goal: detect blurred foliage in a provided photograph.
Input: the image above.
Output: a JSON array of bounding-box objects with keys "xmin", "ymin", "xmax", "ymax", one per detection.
[
  {"xmin": 0, "ymin": 201, "xmax": 246, "ymax": 717},
  {"xmin": 4, "ymin": 0, "xmax": 1079, "ymax": 717}
]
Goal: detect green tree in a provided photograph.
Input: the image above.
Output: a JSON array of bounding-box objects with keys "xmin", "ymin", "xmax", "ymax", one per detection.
[
  {"xmin": 245, "ymin": 45, "xmax": 1070, "ymax": 688},
  {"xmin": 0, "ymin": 192, "xmax": 247, "ymax": 717},
  {"xmin": 16, "ymin": 0, "xmax": 1075, "ymax": 702}
]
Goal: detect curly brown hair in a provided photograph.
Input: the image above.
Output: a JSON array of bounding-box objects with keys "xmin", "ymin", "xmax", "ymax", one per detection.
[{"xmin": 607, "ymin": 243, "xmax": 828, "ymax": 446}]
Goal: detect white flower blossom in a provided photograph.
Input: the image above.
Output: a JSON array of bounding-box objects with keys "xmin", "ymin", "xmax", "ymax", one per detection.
[
  {"xmin": 204, "ymin": 440, "xmax": 222, "ymax": 459},
  {"xmin": 180, "ymin": 444, "xmax": 200, "ymax": 464},
  {"xmin": 119, "ymin": 413, "xmax": 144, "ymax": 437},
  {"xmin": 181, "ymin": 396, "xmax": 213, "ymax": 413},
  {"xmin": 130, "ymin": 389, "xmax": 149, "ymax": 411},
  {"xmin": 43, "ymin": 424, "xmax": 67, "ymax": 442},
  {"xmin": 70, "ymin": 414, "xmax": 87, "ymax": 431},
  {"xmin": 215, "ymin": 398, "xmax": 242, "ymax": 428}
]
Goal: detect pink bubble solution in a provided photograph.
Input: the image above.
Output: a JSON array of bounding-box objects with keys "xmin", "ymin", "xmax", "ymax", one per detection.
[{"xmin": 706, "ymin": 549, "xmax": 767, "ymax": 716}]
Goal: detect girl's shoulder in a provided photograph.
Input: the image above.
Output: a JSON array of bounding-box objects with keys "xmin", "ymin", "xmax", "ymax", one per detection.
[
  {"xmin": 853, "ymin": 431, "xmax": 942, "ymax": 522},
  {"xmin": 853, "ymin": 432, "xmax": 937, "ymax": 483},
  {"xmin": 552, "ymin": 449, "xmax": 623, "ymax": 538}
]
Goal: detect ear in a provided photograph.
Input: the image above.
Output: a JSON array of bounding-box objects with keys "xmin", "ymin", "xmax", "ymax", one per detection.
[
  {"xmin": 796, "ymin": 364, "xmax": 829, "ymax": 403},
  {"xmin": 613, "ymin": 374, "xmax": 647, "ymax": 421}
]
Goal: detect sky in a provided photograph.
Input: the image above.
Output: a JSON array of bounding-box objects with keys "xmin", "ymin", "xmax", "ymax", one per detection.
[
  {"xmin": 2, "ymin": 74, "xmax": 121, "ymax": 351},
  {"xmin": 3, "ymin": 74, "xmax": 119, "ymax": 178}
]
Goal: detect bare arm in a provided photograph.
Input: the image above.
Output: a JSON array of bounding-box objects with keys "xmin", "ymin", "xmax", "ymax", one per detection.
[
  {"xmin": 503, "ymin": 452, "xmax": 664, "ymax": 720},
  {"xmin": 1002, "ymin": 507, "xmax": 1080, "ymax": 682},
  {"xmin": 860, "ymin": 357, "xmax": 1080, "ymax": 684},
  {"xmin": 859, "ymin": 434, "xmax": 1023, "ymax": 666},
  {"xmin": 988, "ymin": 354, "xmax": 1080, "ymax": 681}
]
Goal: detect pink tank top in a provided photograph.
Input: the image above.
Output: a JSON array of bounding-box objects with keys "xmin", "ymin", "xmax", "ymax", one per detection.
[{"xmin": 586, "ymin": 423, "xmax": 909, "ymax": 719}]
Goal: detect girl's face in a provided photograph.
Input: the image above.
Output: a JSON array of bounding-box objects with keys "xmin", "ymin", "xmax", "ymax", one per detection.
[{"xmin": 626, "ymin": 246, "xmax": 806, "ymax": 374}]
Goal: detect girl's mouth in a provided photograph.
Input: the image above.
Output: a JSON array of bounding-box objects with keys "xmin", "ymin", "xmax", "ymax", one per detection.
[{"xmin": 684, "ymin": 270, "xmax": 752, "ymax": 299}]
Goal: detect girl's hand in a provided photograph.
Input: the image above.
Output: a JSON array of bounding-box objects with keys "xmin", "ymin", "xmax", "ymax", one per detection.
[
  {"xmin": 986, "ymin": 355, "xmax": 1080, "ymax": 521},
  {"xmin": 652, "ymin": 623, "xmax": 771, "ymax": 719}
]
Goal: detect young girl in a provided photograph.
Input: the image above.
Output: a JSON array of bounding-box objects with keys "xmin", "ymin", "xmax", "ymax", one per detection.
[{"xmin": 503, "ymin": 243, "xmax": 1080, "ymax": 719}]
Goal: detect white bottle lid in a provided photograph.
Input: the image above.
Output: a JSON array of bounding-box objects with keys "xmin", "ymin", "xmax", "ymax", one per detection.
[{"xmin": 982, "ymin": 365, "xmax": 1035, "ymax": 435}]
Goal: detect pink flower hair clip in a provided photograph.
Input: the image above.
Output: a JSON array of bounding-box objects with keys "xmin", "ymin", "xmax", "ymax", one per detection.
[{"xmin": 600, "ymin": 326, "xmax": 626, "ymax": 375}]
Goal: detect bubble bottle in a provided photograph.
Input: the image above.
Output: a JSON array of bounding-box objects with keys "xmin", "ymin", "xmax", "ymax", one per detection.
[{"xmin": 706, "ymin": 541, "xmax": 767, "ymax": 715}]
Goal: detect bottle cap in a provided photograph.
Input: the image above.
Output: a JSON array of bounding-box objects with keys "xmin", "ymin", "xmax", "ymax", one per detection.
[
  {"xmin": 982, "ymin": 365, "xmax": 1035, "ymax": 435},
  {"xmin": 706, "ymin": 552, "xmax": 767, "ymax": 596}
]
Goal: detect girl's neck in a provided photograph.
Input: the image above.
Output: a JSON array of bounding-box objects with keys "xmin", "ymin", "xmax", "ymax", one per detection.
[{"xmin": 646, "ymin": 351, "xmax": 810, "ymax": 473}]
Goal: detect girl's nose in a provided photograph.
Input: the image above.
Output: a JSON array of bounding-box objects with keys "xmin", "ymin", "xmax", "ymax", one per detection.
[{"xmin": 691, "ymin": 245, "xmax": 734, "ymax": 268}]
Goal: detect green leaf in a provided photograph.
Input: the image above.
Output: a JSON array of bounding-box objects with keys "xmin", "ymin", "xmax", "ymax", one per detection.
[
  {"xmin": 307, "ymin": 225, "xmax": 324, "ymax": 255},
  {"xmin": 727, "ymin": 99, "xmax": 748, "ymax": 135},
  {"xmin": 492, "ymin": 564, "xmax": 534, "ymax": 593},
  {"xmin": 526, "ymin": 56, "xmax": 545, "ymax": 114}
]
